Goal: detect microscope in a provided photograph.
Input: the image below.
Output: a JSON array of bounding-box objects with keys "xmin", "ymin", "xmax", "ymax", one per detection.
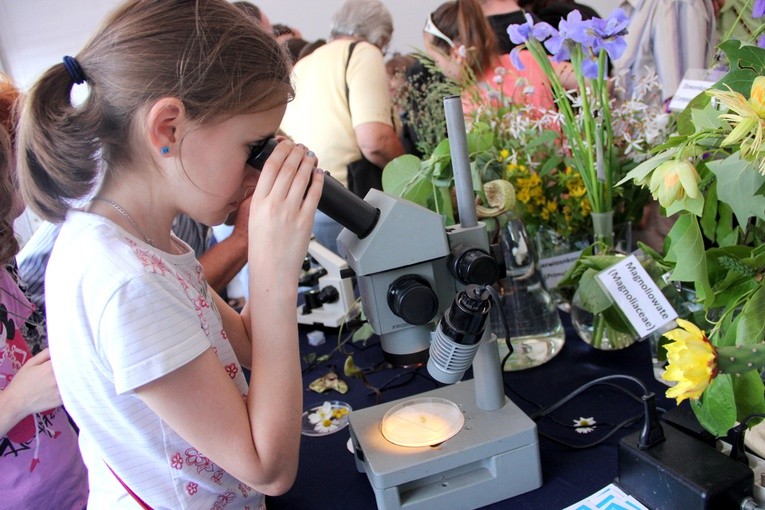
[{"xmin": 248, "ymin": 97, "xmax": 542, "ymax": 510}]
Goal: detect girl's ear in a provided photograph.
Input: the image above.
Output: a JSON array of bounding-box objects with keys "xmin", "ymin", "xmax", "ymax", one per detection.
[{"xmin": 146, "ymin": 98, "xmax": 184, "ymax": 157}]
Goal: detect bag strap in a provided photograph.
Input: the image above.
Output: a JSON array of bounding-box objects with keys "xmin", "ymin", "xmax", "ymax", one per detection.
[
  {"xmin": 344, "ymin": 41, "xmax": 358, "ymax": 107},
  {"xmin": 105, "ymin": 462, "xmax": 154, "ymax": 510}
]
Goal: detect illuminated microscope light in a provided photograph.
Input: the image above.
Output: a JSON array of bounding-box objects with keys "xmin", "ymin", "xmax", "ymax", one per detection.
[{"xmin": 380, "ymin": 397, "xmax": 465, "ymax": 448}]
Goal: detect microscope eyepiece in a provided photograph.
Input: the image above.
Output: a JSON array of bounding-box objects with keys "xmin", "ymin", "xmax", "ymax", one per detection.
[{"xmin": 247, "ymin": 138, "xmax": 380, "ymax": 239}]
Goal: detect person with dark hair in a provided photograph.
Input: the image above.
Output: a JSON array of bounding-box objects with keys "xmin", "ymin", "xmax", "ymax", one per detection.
[
  {"xmin": 232, "ymin": 1, "xmax": 272, "ymax": 32},
  {"xmin": 479, "ymin": 0, "xmax": 539, "ymax": 54},
  {"xmin": 0, "ymin": 73, "xmax": 89, "ymax": 510},
  {"xmin": 297, "ymin": 38, "xmax": 327, "ymax": 60},
  {"xmin": 15, "ymin": 0, "xmax": 324, "ymax": 507},
  {"xmin": 518, "ymin": 0, "xmax": 601, "ymax": 27},
  {"xmin": 281, "ymin": 0, "xmax": 404, "ymax": 252},
  {"xmin": 284, "ymin": 37, "xmax": 309, "ymax": 63},
  {"xmin": 424, "ymin": 0, "xmax": 556, "ymax": 113}
]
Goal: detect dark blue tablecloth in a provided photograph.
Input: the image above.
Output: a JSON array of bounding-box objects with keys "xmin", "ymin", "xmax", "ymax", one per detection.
[{"xmin": 267, "ymin": 315, "xmax": 676, "ymax": 509}]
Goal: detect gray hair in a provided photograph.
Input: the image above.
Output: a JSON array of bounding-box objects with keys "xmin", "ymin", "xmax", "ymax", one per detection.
[{"xmin": 330, "ymin": 0, "xmax": 393, "ymax": 50}]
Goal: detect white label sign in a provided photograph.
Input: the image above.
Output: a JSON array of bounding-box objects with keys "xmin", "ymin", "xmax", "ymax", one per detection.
[
  {"xmin": 596, "ymin": 254, "xmax": 678, "ymax": 339},
  {"xmin": 668, "ymin": 68, "xmax": 727, "ymax": 112},
  {"xmin": 668, "ymin": 79, "xmax": 714, "ymax": 112},
  {"xmin": 539, "ymin": 250, "xmax": 582, "ymax": 290}
]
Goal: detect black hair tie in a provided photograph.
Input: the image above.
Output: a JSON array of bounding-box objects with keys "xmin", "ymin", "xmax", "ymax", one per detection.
[{"xmin": 62, "ymin": 56, "xmax": 86, "ymax": 84}]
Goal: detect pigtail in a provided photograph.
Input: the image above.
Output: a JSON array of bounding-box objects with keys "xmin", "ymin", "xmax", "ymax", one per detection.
[
  {"xmin": 17, "ymin": 61, "xmax": 102, "ymax": 222},
  {"xmin": 0, "ymin": 74, "xmax": 21, "ymax": 264},
  {"xmin": 0, "ymin": 124, "xmax": 18, "ymax": 265},
  {"xmin": 18, "ymin": 0, "xmax": 294, "ymax": 224}
]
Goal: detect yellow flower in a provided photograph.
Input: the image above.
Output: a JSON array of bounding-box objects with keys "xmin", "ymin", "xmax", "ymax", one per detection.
[
  {"xmin": 648, "ymin": 159, "xmax": 700, "ymax": 208},
  {"xmin": 750, "ymin": 76, "xmax": 765, "ymax": 118},
  {"xmin": 516, "ymin": 186, "xmax": 531, "ymax": 203},
  {"xmin": 580, "ymin": 198, "xmax": 592, "ymax": 216},
  {"xmin": 499, "ymin": 148, "xmax": 510, "ymax": 161},
  {"xmin": 661, "ymin": 319, "xmax": 717, "ymax": 404},
  {"xmin": 707, "ymin": 84, "xmax": 765, "ymax": 167}
]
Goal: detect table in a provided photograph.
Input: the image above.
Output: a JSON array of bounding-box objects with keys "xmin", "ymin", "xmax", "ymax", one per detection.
[{"xmin": 267, "ymin": 315, "xmax": 677, "ymax": 509}]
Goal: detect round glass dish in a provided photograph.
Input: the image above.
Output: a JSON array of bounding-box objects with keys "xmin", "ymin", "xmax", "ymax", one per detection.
[
  {"xmin": 301, "ymin": 400, "xmax": 352, "ymax": 437},
  {"xmin": 380, "ymin": 397, "xmax": 464, "ymax": 447}
]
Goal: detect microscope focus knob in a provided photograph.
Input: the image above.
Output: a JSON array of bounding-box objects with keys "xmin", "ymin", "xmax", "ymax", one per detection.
[
  {"xmin": 387, "ymin": 275, "xmax": 439, "ymax": 326},
  {"xmin": 452, "ymin": 248, "xmax": 499, "ymax": 286}
]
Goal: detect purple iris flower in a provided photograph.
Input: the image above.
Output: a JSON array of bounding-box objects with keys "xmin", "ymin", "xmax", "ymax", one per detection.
[
  {"xmin": 758, "ymin": 34, "xmax": 765, "ymax": 49},
  {"xmin": 510, "ymin": 46, "xmax": 526, "ymax": 70},
  {"xmin": 507, "ymin": 13, "xmax": 536, "ymax": 44},
  {"xmin": 591, "ymin": 8, "xmax": 629, "ymax": 61},
  {"xmin": 754, "ymin": 0, "xmax": 765, "ymax": 18},
  {"xmin": 580, "ymin": 53, "xmax": 600, "ymax": 79},
  {"xmin": 558, "ymin": 10, "xmax": 597, "ymax": 49},
  {"xmin": 508, "ymin": 13, "xmax": 555, "ymax": 45},
  {"xmin": 544, "ymin": 27, "xmax": 568, "ymax": 60},
  {"xmin": 532, "ymin": 21, "xmax": 556, "ymax": 41}
]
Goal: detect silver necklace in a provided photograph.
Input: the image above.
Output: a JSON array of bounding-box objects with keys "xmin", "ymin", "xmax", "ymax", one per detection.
[{"xmin": 93, "ymin": 196, "xmax": 155, "ymax": 247}]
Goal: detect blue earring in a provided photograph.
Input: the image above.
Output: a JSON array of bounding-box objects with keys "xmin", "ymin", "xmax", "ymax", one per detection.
[{"xmin": 160, "ymin": 146, "xmax": 170, "ymax": 155}]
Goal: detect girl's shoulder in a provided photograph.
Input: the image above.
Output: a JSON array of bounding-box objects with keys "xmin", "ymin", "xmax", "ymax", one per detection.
[{"xmin": 52, "ymin": 211, "xmax": 196, "ymax": 290}]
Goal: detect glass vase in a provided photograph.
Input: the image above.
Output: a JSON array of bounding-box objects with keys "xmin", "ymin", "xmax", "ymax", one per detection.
[
  {"xmin": 570, "ymin": 210, "xmax": 639, "ymax": 350},
  {"xmin": 534, "ymin": 226, "xmax": 590, "ymax": 313},
  {"xmin": 488, "ymin": 212, "xmax": 565, "ymax": 371}
]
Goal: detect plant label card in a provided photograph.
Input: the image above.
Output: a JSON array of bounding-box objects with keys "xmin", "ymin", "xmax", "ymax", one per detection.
[
  {"xmin": 596, "ymin": 254, "xmax": 678, "ymax": 339},
  {"xmin": 668, "ymin": 68, "xmax": 726, "ymax": 112},
  {"xmin": 539, "ymin": 250, "xmax": 583, "ymax": 290},
  {"xmin": 562, "ymin": 483, "xmax": 648, "ymax": 510}
]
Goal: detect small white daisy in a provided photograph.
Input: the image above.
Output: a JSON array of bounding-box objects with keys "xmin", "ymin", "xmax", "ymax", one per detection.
[{"xmin": 573, "ymin": 417, "xmax": 597, "ymax": 434}]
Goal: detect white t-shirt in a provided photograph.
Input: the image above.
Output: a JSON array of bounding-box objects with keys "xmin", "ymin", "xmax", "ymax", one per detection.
[{"xmin": 47, "ymin": 211, "xmax": 263, "ymax": 510}]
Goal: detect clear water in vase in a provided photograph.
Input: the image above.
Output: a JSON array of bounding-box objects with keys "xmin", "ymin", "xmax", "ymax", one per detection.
[{"xmin": 488, "ymin": 213, "xmax": 565, "ymax": 371}]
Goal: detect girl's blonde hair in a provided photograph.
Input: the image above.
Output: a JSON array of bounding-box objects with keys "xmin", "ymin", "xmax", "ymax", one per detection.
[
  {"xmin": 0, "ymin": 74, "xmax": 21, "ymax": 265},
  {"xmin": 429, "ymin": 0, "xmax": 498, "ymax": 78},
  {"xmin": 18, "ymin": 0, "xmax": 294, "ymax": 222}
]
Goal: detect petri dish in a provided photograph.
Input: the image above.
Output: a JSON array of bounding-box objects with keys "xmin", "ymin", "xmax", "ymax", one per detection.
[
  {"xmin": 380, "ymin": 397, "xmax": 464, "ymax": 447},
  {"xmin": 301, "ymin": 400, "xmax": 352, "ymax": 437}
]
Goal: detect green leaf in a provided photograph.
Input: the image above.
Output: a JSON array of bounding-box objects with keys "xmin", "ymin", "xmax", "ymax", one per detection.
[
  {"xmin": 716, "ymin": 203, "xmax": 737, "ymax": 247},
  {"xmin": 574, "ymin": 268, "xmax": 613, "ymax": 314},
  {"xmin": 383, "ymin": 155, "xmax": 425, "ymax": 196},
  {"xmin": 700, "ymin": 181, "xmax": 719, "ymax": 241},
  {"xmin": 736, "ymin": 284, "xmax": 765, "ymax": 345},
  {"xmin": 691, "ymin": 103, "xmax": 725, "ymax": 131},
  {"xmin": 710, "ymin": 276, "xmax": 757, "ymax": 309},
  {"xmin": 707, "ymin": 153, "xmax": 765, "ymax": 225},
  {"xmin": 718, "ymin": 40, "xmax": 765, "ymax": 68},
  {"xmin": 616, "ymin": 148, "xmax": 677, "ymax": 186},
  {"xmin": 665, "ymin": 214, "xmax": 713, "ymax": 303},
  {"xmin": 352, "ymin": 322, "xmax": 375, "ymax": 342},
  {"xmin": 665, "ymin": 192, "xmax": 704, "ymax": 217},
  {"xmin": 677, "ymin": 96, "xmax": 712, "ymax": 136},
  {"xmin": 432, "ymin": 185, "xmax": 455, "ymax": 225},
  {"xmin": 732, "ymin": 371, "xmax": 765, "ymax": 424},
  {"xmin": 692, "ymin": 374, "xmax": 737, "ymax": 437}
]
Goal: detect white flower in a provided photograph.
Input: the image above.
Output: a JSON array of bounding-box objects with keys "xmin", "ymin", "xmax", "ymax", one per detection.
[
  {"xmin": 308, "ymin": 401, "xmax": 333, "ymax": 425},
  {"xmin": 457, "ymin": 45, "xmax": 467, "ymax": 58},
  {"xmin": 573, "ymin": 417, "xmax": 597, "ymax": 434}
]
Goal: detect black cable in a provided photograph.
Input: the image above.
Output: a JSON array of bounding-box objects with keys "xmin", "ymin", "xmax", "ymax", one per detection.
[
  {"xmin": 539, "ymin": 412, "xmax": 644, "ymax": 450},
  {"xmin": 528, "ymin": 374, "xmax": 665, "ymax": 450},
  {"xmin": 366, "ymin": 365, "xmax": 439, "ymax": 396},
  {"xmin": 479, "ymin": 284, "xmax": 514, "ymax": 371},
  {"xmin": 729, "ymin": 412, "xmax": 765, "ymax": 465},
  {"xmin": 530, "ymin": 374, "xmax": 649, "ymax": 420}
]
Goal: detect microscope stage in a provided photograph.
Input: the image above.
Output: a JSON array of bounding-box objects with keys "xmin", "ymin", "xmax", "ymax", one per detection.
[{"xmin": 348, "ymin": 379, "xmax": 542, "ymax": 510}]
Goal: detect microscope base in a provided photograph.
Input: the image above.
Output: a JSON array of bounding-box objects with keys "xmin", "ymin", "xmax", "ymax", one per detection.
[
  {"xmin": 348, "ymin": 379, "xmax": 542, "ymax": 510},
  {"xmin": 296, "ymin": 304, "xmax": 354, "ymax": 328}
]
